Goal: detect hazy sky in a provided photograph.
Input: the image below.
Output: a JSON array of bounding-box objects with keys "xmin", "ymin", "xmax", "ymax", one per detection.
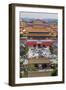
[{"xmin": 20, "ymin": 11, "xmax": 58, "ymax": 19}]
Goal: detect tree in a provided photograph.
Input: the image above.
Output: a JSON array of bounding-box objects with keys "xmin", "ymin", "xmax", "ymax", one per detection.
[
  {"xmin": 20, "ymin": 45, "xmax": 29, "ymax": 56},
  {"xmin": 51, "ymin": 68, "xmax": 58, "ymax": 76},
  {"xmin": 49, "ymin": 46, "xmax": 54, "ymax": 54}
]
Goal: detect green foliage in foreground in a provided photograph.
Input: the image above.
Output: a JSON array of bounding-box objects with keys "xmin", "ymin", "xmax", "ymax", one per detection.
[{"xmin": 51, "ymin": 69, "xmax": 58, "ymax": 76}]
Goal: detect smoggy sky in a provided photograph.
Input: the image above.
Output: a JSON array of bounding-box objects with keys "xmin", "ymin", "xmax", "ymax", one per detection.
[{"xmin": 20, "ymin": 11, "xmax": 58, "ymax": 19}]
